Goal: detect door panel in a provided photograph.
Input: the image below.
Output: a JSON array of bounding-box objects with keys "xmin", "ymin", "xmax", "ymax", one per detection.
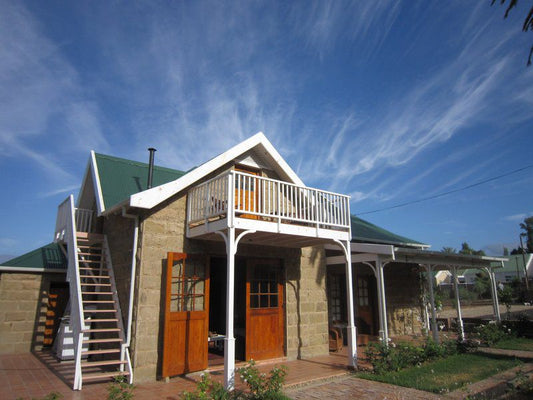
[
  {"xmin": 356, "ymin": 276, "xmax": 375, "ymax": 335},
  {"xmin": 245, "ymin": 259, "xmax": 284, "ymax": 360},
  {"xmin": 162, "ymin": 253, "xmax": 210, "ymax": 377}
]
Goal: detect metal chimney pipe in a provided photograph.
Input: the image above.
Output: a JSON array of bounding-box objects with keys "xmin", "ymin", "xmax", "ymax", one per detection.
[{"xmin": 147, "ymin": 148, "xmax": 156, "ymax": 189}]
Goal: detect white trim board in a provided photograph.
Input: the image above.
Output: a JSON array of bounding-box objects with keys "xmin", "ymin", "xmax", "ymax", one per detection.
[{"xmin": 129, "ymin": 132, "xmax": 304, "ymax": 210}]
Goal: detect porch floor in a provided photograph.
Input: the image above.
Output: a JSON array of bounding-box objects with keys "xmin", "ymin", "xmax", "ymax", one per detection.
[{"xmin": 0, "ymin": 349, "xmax": 369, "ymax": 400}]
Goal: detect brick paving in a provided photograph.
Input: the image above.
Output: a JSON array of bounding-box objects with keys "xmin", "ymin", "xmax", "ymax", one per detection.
[{"xmin": 286, "ymin": 375, "xmax": 442, "ymax": 400}]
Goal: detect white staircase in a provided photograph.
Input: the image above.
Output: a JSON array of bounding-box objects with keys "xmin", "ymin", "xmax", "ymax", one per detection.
[{"xmin": 55, "ymin": 196, "xmax": 132, "ymax": 390}]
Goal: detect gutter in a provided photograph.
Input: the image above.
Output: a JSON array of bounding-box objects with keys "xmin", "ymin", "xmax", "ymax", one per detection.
[{"xmin": 121, "ymin": 206, "xmax": 139, "ymax": 377}]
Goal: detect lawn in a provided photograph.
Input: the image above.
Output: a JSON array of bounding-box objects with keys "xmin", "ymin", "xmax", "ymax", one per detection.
[
  {"xmin": 357, "ymin": 352, "xmax": 522, "ymax": 394},
  {"xmin": 493, "ymin": 337, "xmax": 533, "ymax": 352}
]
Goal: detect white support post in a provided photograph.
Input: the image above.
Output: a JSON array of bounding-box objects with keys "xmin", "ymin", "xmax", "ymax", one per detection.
[
  {"xmin": 426, "ymin": 265, "xmax": 439, "ymax": 343},
  {"xmin": 377, "ymin": 258, "xmax": 389, "ymax": 344},
  {"xmin": 452, "ymin": 267, "xmax": 465, "ymax": 341},
  {"xmin": 489, "ymin": 269, "xmax": 501, "ymax": 322},
  {"xmin": 224, "ymin": 227, "xmax": 236, "ymax": 390},
  {"xmin": 343, "ymin": 241, "xmax": 357, "ymax": 368}
]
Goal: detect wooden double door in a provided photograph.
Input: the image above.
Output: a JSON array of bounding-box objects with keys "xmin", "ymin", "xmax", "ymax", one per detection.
[{"xmin": 162, "ymin": 255, "xmax": 284, "ymax": 378}]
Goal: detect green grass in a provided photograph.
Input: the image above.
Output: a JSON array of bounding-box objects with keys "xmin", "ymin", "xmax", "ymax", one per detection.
[
  {"xmin": 493, "ymin": 337, "xmax": 533, "ymax": 352},
  {"xmin": 357, "ymin": 352, "xmax": 522, "ymax": 394}
]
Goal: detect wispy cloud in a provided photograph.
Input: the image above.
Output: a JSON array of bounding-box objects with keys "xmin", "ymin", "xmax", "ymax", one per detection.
[
  {"xmin": 0, "ymin": 1, "xmax": 109, "ymax": 182},
  {"xmin": 503, "ymin": 212, "xmax": 533, "ymax": 222},
  {"xmin": 39, "ymin": 185, "xmax": 81, "ymax": 198}
]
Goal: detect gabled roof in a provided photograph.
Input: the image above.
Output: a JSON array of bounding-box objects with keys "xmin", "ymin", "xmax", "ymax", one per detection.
[
  {"xmin": 0, "ymin": 243, "xmax": 67, "ymax": 272},
  {"xmin": 351, "ymin": 215, "xmax": 428, "ymax": 248},
  {"xmin": 129, "ymin": 132, "xmax": 303, "ymax": 210},
  {"xmin": 87, "ymin": 152, "xmax": 186, "ymax": 214}
]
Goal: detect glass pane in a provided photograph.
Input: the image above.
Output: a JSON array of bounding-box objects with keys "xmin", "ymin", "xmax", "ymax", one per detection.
[
  {"xmin": 251, "ymin": 280, "xmax": 259, "ymax": 294},
  {"xmin": 270, "ymin": 295, "xmax": 278, "ymax": 307},
  {"xmin": 170, "ymin": 294, "xmax": 180, "ymax": 312},
  {"xmin": 250, "ymin": 295, "xmax": 259, "ymax": 308},
  {"xmin": 260, "ymin": 295, "xmax": 269, "ymax": 308}
]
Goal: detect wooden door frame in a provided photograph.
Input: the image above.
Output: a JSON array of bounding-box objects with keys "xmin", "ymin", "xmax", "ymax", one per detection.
[
  {"xmin": 161, "ymin": 252, "xmax": 210, "ymax": 378},
  {"xmin": 245, "ymin": 258, "xmax": 285, "ymax": 361}
]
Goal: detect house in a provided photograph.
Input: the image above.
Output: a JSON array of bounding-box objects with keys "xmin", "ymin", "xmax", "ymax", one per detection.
[
  {"xmin": 462, "ymin": 253, "xmax": 533, "ymax": 285},
  {"xmin": 0, "ymin": 132, "xmax": 507, "ymax": 390}
]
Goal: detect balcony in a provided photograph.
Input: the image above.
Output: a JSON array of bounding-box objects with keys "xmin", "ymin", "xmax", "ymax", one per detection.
[{"xmin": 186, "ymin": 170, "xmax": 351, "ymax": 247}]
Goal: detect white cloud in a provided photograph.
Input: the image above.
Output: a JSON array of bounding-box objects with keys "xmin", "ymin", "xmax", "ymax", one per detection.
[
  {"xmin": 503, "ymin": 213, "xmax": 533, "ymax": 222},
  {"xmin": 0, "ymin": 1, "xmax": 108, "ymax": 180}
]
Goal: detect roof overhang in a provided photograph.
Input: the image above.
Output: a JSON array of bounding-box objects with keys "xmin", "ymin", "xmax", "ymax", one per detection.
[
  {"xmin": 129, "ymin": 132, "xmax": 303, "ymax": 210},
  {"xmin": 0, "ymin": 266, "xmax": 66, "ymax": 273},
  {"xmin": 326, "ymin": 242, "xmax": 507, "ymax": 271}
]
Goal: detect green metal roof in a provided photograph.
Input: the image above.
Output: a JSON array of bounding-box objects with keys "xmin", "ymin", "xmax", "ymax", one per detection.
[
  {"xmin": 94, "ymin": 153, "xmax": 186, "ymax": 211},
  {"xmin": 489, "ymin": 254, "xmax": 531, "ymax": 274},
  {"xmin": 351, "ymin": 215, "xmax": 427, "ymax": 248},
  {"xmin": 0, "ymin": 243, "xmax": 67, "ymax": 271}
]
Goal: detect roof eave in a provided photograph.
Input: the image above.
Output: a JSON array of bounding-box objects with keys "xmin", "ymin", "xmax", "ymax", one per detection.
[
  {"xmin": 0, "ymin": 266, "xmax": 67, "ymax": 273},
  {"xmin": 129, "ymin": 132, "xmax": 303, "ymax": 210}
]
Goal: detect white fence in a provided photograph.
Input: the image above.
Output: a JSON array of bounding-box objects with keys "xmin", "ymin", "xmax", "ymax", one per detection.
[{"xmin": 188, "ymin": 170, "xmax": 350, "ymax": 231}]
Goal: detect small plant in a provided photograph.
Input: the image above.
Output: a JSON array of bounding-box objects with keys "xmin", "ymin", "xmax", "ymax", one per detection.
[
  {"xmin": 107, "ymin": 374, "xmax": 135, "ymax": 400},
  {"xmin": 237, "ymin": 360, "xmax": 289, "ymax": 400},
  {"xmin": 510, "ymin": 369, "xmax": 533, "ymax": 396},
  {"xmin": 16, "ymin": 392, "xmax": 63, "ymax": 400},
  {"xmin": 181, "ymin": 373, "xmax": 234, "ymax": 400}
]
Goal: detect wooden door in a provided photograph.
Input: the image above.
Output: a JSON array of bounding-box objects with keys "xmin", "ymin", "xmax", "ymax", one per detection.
[
  {"xmin": 235, "ymin": 166, "xmax": 259, "ymax": 219},
  {"xmin": 162, "ymin": 253, "xmax": 210, "ymax": 378},
  {"xmin": 245, "ymin": 259, "xmax": 284, "ymax": 360},
  {"xmin": 43, "ymin": 283, "xmax": 69, "ymax": 346},
  {"xmin": 356, "ymin": 276, "xmax": 375, "ymax": 335}
]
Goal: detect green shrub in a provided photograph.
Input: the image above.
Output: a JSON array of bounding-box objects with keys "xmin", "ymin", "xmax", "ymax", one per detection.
[
  {"xmin": 365, "ymin": 339, "xmax": 456, "ymax": 374},
  {"xmin": 474, "ymin": 322, "xmax": 512, "ymax": 345},
  {"xmin": 107, "ymin": 375, "xmax": 135, "ymax": 400},
  {"xmin": 181, "ymin": 361, "xmax": 289, "ymax": 400},
  {"xmin": 237, "ymin": 360, "xmax": 288, "ymax": 400}
]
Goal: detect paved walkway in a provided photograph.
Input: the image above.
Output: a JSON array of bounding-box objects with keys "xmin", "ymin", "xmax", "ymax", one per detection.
[
  {"xmin": 286, "ymin": 375, "xmax": 441, "ymax": 400},
  {"xmin": 439, "ymin": 303, "xmax": 533, "ymax": 319}
]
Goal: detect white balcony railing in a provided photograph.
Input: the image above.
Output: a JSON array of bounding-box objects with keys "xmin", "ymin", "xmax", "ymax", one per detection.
[{"xmin": 187, "ymin": 170, "xmax": 350, "ymax": 232}]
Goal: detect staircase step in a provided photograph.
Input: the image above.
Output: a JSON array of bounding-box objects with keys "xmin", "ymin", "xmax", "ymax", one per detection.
[
  {"xmin": 78, "ymin": 244, "xmax": 102, "ymax": 248},
  {"xmin": 83, "ymin": 338, "xmax": 123, "ymax": 344},
  {"xmin": 76, "ymin": 232, "xmax": 104, "ymax": 240},
  {"xmin": 82, "ymin": 348, "xmax": 121, "ymax": 356},
  {"xmin": 84, "ymin": 309, "xmax": 117, "ymax": 313},
  {"xmin": 82, "ymin": 328, "xmax": 121, "ymax": 333},
  {"xmin": 80, "ymin": 275, "xmax": 110, "ymax": 279},
  {"xmin": 85, "ymin": 318, "xmax": 119, "ymax": 323},
  {"xmin": 81, "ymin": 360, "xmax": 127, "ymax": 368},
  {"xmin": 83, "ymin": 300, "xmax": 115, "ymax": 304},
  {"xmin": 78, "ymin": 253, "xmax": 103, "ymax": 257},
  {"xmin": 80, "ymin": 283, "xmax": 111, "ymax": 287},
  {"xmin": 79, "ymin": 266, "xmax": 109, "ymax": 271},
  {"xmin": 82, "ymin": 371, "xmax": 130, "ymax": 381},
  {"xmin": 82, "ymin": 291, "xmax": 114, "ymax": 295},
  {"xmin": 77, "ymin": 260, "xmax": 104, "ymax": 264}
]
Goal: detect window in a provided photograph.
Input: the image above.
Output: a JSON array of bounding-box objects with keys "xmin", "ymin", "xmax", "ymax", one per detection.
[
  {"xmin": 327, "ymin": 273, "xmax": 346, "ymax": 322},
  {"xmin": 249, "ymin": 268, "xmax": 279, "ymax": 309},
  {"xmin": 169, "ymin": 255, "xmax": 206, "ymax": 312},
  {"xmin": 357, "ymin": 278, "xmax": 369, "ymax": 306}
]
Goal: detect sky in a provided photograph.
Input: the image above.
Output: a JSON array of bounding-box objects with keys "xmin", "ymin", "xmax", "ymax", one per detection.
[{"xmin": 1, "ymin": 0, "xmax": 532, "ymax": 261}]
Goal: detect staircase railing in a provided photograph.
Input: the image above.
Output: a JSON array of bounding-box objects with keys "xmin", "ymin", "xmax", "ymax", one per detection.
[{"xmin": 57, "ymin": 195, "xmax": 85, "ymax": 390}]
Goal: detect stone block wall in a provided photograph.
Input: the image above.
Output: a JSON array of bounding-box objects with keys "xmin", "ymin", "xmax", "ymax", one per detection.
[
  {"xmin": 0, "ymin": 272, "xmax": 65, "ymax": 353},
  {"xmin": 384, "ymin": 263, "xmax": 424, "ymax": 336}
]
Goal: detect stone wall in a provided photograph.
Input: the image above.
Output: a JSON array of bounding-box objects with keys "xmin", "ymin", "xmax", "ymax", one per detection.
[
  {"xmin": 103, "ymin": 213, "xmax": 136, "ymax": 326},
  {"xmin": 130, "ymin": 188, "xmax": 330, "ymax": 382},
  {"xmin": 384, "ymin": 263, "xmax": 425, "ymax": 336},
  {"xmin": 0, "ymin": 272, "xmax": 65, "ymax": 353}
]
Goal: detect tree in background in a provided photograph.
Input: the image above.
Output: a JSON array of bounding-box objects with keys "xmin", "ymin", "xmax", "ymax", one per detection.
[
  {"xmin": 493, "ymin": 0, "xmax": 533, "ymax": 65},
  {"xmin": 519, "ymin": 216, "xmax": 533, "ymax": 252},
  {"xmin": 459, "ymin": 242, "xmax": 486, "ymax": 256},
  {"xmin": 441, "ymin": 246, "xmax": 457, "ymax": 254}
]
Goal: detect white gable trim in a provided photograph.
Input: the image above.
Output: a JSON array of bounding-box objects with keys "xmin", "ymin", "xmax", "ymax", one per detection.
[
  {"xmin": 129, "ymin": 132, "xmax": 304, "ymax": 210},
  {"xmin": 91, "ymin": 150, "xmax": 106, "ymax": 215}
]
